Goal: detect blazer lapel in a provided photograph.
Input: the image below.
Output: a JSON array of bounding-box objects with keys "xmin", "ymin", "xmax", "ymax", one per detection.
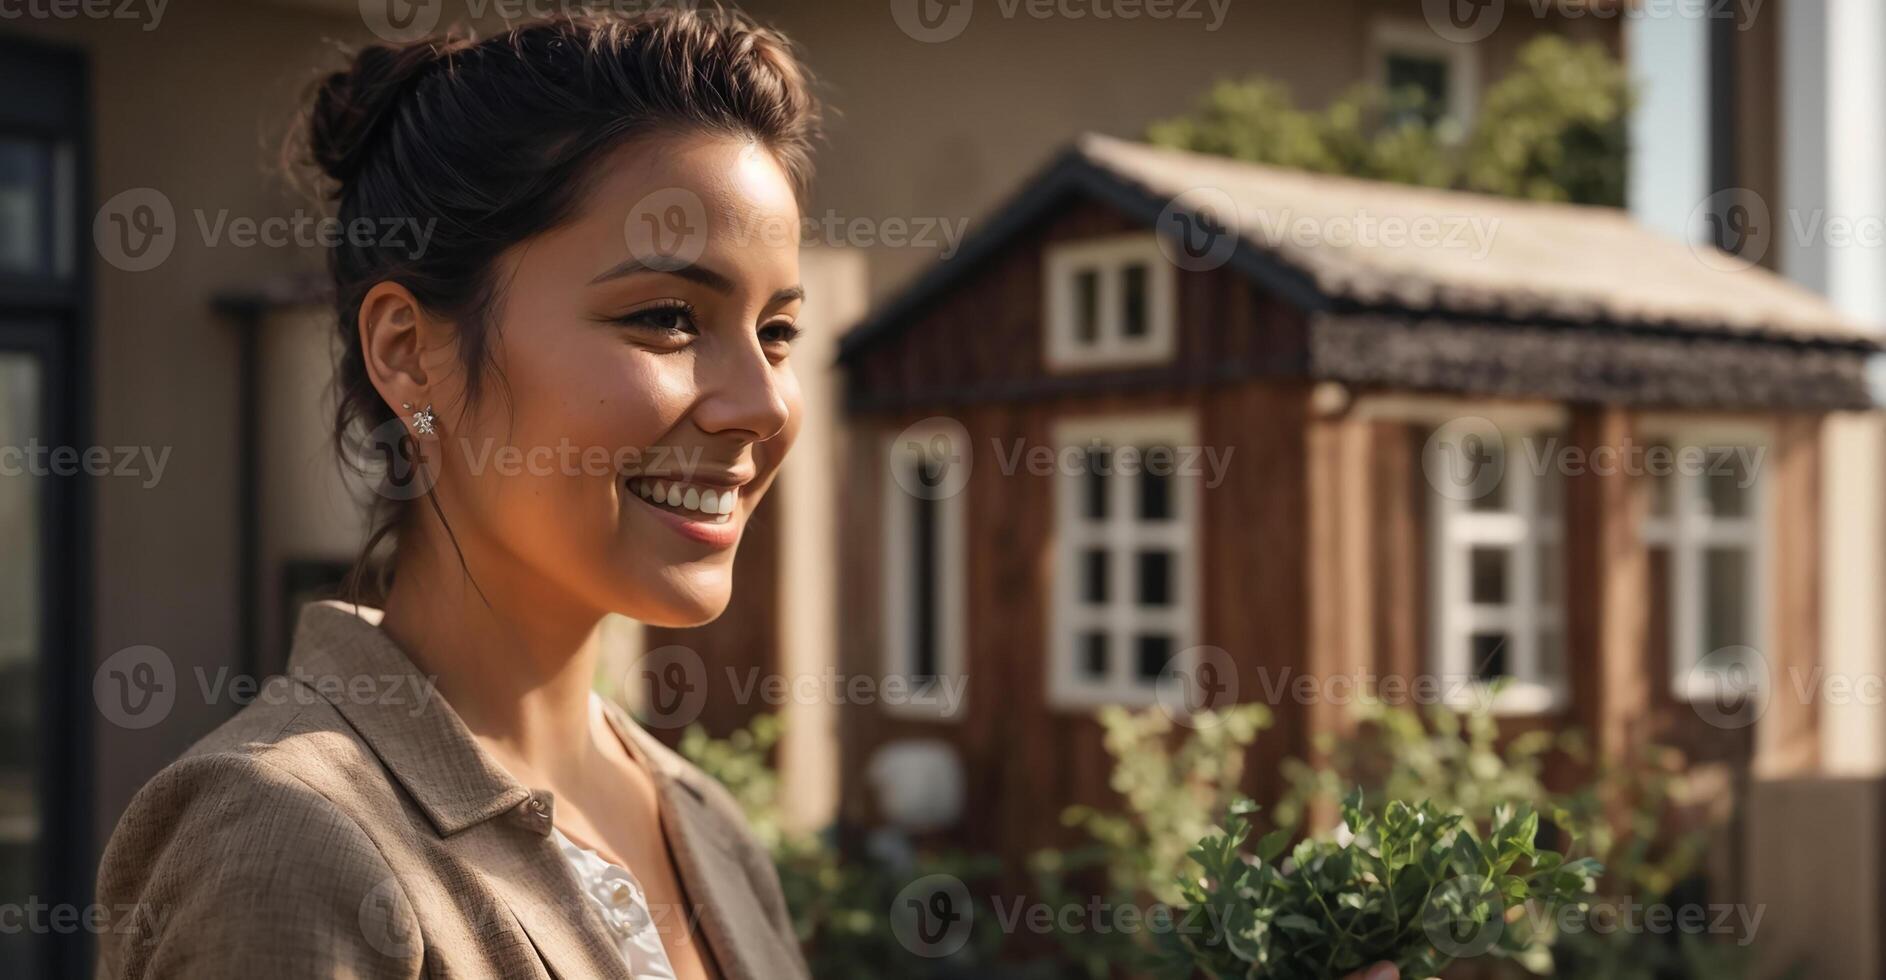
[
  {"xmin": 441, "ymin": 815, "xmax": 636, "ymax": 980},
  {"xmin": 601, "ymin": 702, "xmax": 804, "ymax": 980},
  {"xmin": 286, "ymin": 601, "xmax": 634, "ymax": 980}
]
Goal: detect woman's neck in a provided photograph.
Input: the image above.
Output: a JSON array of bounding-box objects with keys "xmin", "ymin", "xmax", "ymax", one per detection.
[{"xmin": 376, "ymin": 522, "xmax": 610, "ymax": 790}]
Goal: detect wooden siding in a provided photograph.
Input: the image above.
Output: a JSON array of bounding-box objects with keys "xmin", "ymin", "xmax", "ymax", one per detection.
[{"xmin": 839, "ymin": 383, "xmax": 1313, "ymax": 878}]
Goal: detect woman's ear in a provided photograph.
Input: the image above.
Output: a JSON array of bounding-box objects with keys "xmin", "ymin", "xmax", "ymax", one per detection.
[{"xmin": 360, "ymin": 281, "xmax": 435, "ymax": 419}]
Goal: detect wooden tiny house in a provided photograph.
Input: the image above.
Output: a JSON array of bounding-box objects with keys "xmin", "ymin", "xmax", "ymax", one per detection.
[{"xmin": 834, "ymin": 134, "xmax": 1879, "ymax": 874}]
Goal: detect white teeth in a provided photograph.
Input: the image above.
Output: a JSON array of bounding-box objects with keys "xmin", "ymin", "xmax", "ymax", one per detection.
[{"xmin": 628, "ymin": 477, "xmax": 739, "ymax": 522}]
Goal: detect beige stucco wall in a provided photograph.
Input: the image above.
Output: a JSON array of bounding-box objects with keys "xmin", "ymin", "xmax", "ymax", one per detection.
[{"xmin": 4, "ymin": 0, "xmax": 1623, "ymax": 879}]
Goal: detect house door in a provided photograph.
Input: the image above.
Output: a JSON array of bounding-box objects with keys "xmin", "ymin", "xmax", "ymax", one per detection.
[{"xmin": 0, "ymin": 36, "xmax": 92, "ymax": 980}]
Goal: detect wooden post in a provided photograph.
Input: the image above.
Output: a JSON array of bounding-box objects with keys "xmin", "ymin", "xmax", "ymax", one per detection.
[{"xmin": 1564, "ymin": 406, "xmax": 1652, "ymax": 764}]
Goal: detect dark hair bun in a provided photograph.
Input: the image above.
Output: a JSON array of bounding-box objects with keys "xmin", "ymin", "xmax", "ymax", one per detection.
[{"xmin": 306, "ymin": 40, "xmax": 447, "ymax": 185}]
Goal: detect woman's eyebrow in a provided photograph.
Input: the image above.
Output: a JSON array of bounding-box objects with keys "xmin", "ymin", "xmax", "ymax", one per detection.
[
  {"xmin": 771, "ymin": 286, "xmax": 805, "ymax": 305},
  {"xmin": 588, "ymin": 258, "xmax": 736, "ymax": 293}
]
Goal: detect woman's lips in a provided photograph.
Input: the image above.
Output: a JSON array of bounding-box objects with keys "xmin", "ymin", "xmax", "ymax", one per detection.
[{"xmin": 624, "ymin": 476, "xmax": 742, "ymax": 548}]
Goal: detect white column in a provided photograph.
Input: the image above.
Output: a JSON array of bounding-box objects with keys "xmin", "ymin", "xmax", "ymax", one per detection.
[
  {"xmin": 1626, "ymin": 12, "xmax": 1711, "ymax": 242},
  {"xmin": 1781, "ymin": 0, "xmax": 1886, "ymax": 778}
]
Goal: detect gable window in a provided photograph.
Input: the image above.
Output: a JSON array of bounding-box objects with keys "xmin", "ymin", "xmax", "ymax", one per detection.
[
  {"xmin": 1051, "ymin": 414, "xmax": 1197, "ymax": 707},
  {"xmin": 881, "ymin": 423, "xmax": 967, "ymax": 719},
  {"xmin": 1642, "ymin": 432, "xmax": 1769, "ymax": 700},
  {"xmin": 1371, "ymin": 20, "xmax": 1480, "ymax": 133},
  {"xmin": 1044, "ymin": 234, "xmax": 1176, "ymax": 370},
  {"xmin": 1427, "ymin": 427, "xmax": 1567, "ymax": 714}
]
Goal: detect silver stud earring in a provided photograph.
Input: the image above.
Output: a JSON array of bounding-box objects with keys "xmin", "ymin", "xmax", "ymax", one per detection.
[{"xmin": 402, "ymin": 402, "xmax": 436, "ymax": 436}]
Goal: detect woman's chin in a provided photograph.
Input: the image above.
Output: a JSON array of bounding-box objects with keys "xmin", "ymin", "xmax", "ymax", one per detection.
[{"xmin": 618, "ymin": 579, "xmax": 731, "ymax": 628}]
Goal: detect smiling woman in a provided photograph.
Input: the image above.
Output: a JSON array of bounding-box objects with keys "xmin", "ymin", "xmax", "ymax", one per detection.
[{"xmin": 93, "ymin": 8, "xmax": 818, "ymax": 979}]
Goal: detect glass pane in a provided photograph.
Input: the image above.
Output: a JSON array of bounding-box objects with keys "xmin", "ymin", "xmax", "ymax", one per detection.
[
  {"xmin": 1648, "ymin": 546, "xmax": 1673, "ymax": 670},
  {"xmin": 1138, "ymin": 454, "xmax": 1172, "ymax": 521},
  {"xmin": 1080, "ymin": 631, "xmax": 1109, "ymax": 679},
  {"xmin": 1539, "ymin": 627, "xmax": 1564, "ymax": 683},
  {"xmin": 1121, "ymin": 263, "xmax": 1148, "ymax": 338},
  {"xmin": 1470, "ymin": 547, "xmax": 1508, "ymax": 604},
  {"xmin": 910, "ymin": 479, "xmax": 939, "ymax": 681},
  {"xmin": 1703, "ymin": 449, "xmax": 1753, "ymax": 518},
  {"xmin": 1135, "ymin": 634, "xmax": 1173, "ymax": 682},
  {"xmin": 1083, "ymin": 447, "xmax": 1110, "ymax": 520},
  {"xmin": 1536, "ymin": 455, "xmax": 1564, "ymax": 517},
  {"xmin": 1538, "ymin": 540, "xmax": 1562, "ymax": 604},
  {"xmin": 1647, "ymin": 442, "xmax": 1674, "ymax": 518},
  {"xmin": 1465, "ymin": 437, "xmax": 1508, "ymax": 512},
  {"xmin": 1082, "ymin": 548, "xmax": 1109, "ymax": 604},
  {"xmin": 1136, "ymin": 550, "xmax": 1171, "ymax": 606},
  {"xmin": 1384, "ymin": 53, "xmax": 1449, "ymax": 125},
  {"xmin": 1703, "ymin": 547, "xmax": 1751, "ymax": 654},
  {"xmin": 0, "ymin": 140, "xmax": 48, "ymax": 276},
  {"xmin": 0, "ymin": 353, "xmax": 43, "ymax": 970},
  {"xmin": 1074, "ymin": 268, "xmax": 1099, "ymax": 343},
  {"xmin": 1470, "ymin": 632, "xmax": 1509, "ymax": 681}
]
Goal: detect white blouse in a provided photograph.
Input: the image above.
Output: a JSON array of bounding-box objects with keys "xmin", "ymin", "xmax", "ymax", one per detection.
[{"xmin": 552, "ymin": 825, "xmax": 679, "ymax": 978}]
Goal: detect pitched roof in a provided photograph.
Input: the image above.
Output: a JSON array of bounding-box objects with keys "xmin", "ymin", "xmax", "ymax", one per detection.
[{"xmin": 839, "ymin": 133, "xmax": 1876, "ymax": 362}]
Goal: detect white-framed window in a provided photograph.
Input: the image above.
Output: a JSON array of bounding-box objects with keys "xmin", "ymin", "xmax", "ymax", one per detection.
[
  {"xmin": 1640, "ymin": 427, "xmax": 1770, "ymax": 701},
  {"xmin": 1043, "ymin": 234, "xmax": 1176, "ymax": 371},
  {"xmin": 1050, "ymin": 413, "xmax": 1198, "ymax": 708},
  {"xmin": 881, "ymin": 422, "xmax": 968, "ymax": 720},
  {"xmin": 1427, "ymin": 426, "xmax": 1567, "ymax": 714},
  {"xmin": 1370, "ymin": 20, "xmax": 1481, "ymax": 133}
]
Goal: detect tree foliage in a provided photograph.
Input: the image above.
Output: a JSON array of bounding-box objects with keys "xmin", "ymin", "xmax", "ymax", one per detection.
[{"xmin": 1148, "ymin": 35, "xmax": 1629, "ymax": 207}]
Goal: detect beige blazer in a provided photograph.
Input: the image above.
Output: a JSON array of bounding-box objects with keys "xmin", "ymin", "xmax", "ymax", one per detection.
[{"xmin": 95, "ymin": 600, "xmax": 810, "ymax": 980}]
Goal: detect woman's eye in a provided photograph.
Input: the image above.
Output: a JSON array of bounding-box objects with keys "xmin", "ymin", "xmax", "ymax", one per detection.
[
  {"xmin": 759, "ymin": 321, "xmax": 802, "ymax": 348},
  {"xmin": 615, "ymin": 304, "xmax": 698, "ymax": 344}
]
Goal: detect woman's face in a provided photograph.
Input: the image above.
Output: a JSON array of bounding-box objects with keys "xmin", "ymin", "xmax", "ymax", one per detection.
[{"xmin": 418, "ymin": 132, "xmax": 804, "ymax": 627}]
